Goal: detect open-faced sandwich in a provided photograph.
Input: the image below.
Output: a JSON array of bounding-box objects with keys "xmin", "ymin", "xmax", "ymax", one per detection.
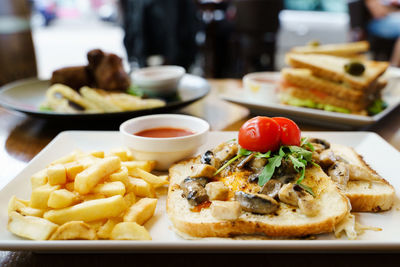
[{"xmin": 167, "ymin": 117, "xmax": 395, "ymax": 239}]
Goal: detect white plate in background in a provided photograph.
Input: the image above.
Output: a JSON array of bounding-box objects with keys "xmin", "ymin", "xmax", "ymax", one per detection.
[
  {"xmin": 220, "ymin": 68, "xmax": 400, "ymax": 129},
  {"xmin": 0, "ymin": 131, "xmax": 399, "ymax": 251}
]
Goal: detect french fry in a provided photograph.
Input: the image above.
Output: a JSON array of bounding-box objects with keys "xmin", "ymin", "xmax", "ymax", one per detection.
[
  {"xmin": 74, "ymin": 156, "xmax": 121, "ymax": 194},
  {"xmin": 75, "ymin": 155, "xmax": 98, "ymax": 169},
  {"xmin": 47, "ymin": 164, "xmax": 67, "ymax": 185},
  {"xmin": 50, "ymin": 151, "xmax": 79, "ymax": 165},
  {"xmin": 8, "ymin": 211, "xmax": 58, "ymax": 240},
  {"xmin": 49, "ymin": 221, "xmax": 97, "ymax": 240},
  {"xmin": 80, "ymin": 193, "xmax": 105, "ymax": 202},
  {"xmin": 8, "ymin": 148, "xmax": 163, "ymax": 241},
  {"xmin": 89, "ymin": 150, "xmax": 104, "ymax": 158},
  {"xmin": 110, "ymin": 222, "xmax": 151, "ymax": 240},
  {"xmin": 92, "ymin": 181, "xmax": 126, "ymax": 197},
  {"xmin": 65, "ymin": 162, "xmax": 84, "ymax": 181},
  {"xmin": 109, "ymin": 148, "xmax": 133, "ymax": 162},
  {"xmin": 30, "ymin": 184, "xmax": 61, "ymax": 209},
  {"xmin": 65, "ymin": 182, "xmax": 75, "ymax": 192},
  {"xmin": 8, "ymin": 196, "xmax": 44, "ymax": 217},
  {"xmin": 123, "ymin": 198, "xmax": 157, "ymax": 225},
  {"xmin": 43, "ymin": 195, "xmax": 127, "ymax": 225},
  {"xmin": 122, "ymin": 160, "xmax": 156, "ymax": 173},
  {"xmin": 108, "ymin": 166, "xmax": 129, "ymax": 186},
  {"xmin": 48, "ymin": 189, "xmax": 77, "ymax": 209},
  {"xmin": 31, "ymin": 169, "xmax": 48, "ymax": 189},
  {"xmin": 87, "ymin": 219, "xmax": 106, "ymax": 231},
  {"xmin": 97, "ymin": 218, "xmax": 121, "ymax": 239},
  {"xmin": 126, "ymin": 177, "xmax": 156, "ymax": 198},
  {"xmin": 129, "ymin": 168, "xmax": 168, "ymax": 188},
  {"xmin": 123, "ymin": 192, "xmax": 136, "ymax": 207}
]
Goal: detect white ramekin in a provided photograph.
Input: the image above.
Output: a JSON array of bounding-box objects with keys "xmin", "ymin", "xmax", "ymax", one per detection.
[
  {"xmin": 131, "ymin": 65, "xmax": 185, "ymax": 96},
  {"xmin": 119, "ymin": 114, "xmax": 209, "ymax": 170},
  {"xmin": 242, "ymin": 72, "xmax": 280, "ymax": 100}
]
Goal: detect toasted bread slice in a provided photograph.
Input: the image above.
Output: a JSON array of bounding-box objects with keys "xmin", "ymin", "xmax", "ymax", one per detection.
[
  {"xmin": 329, "ymin": 144, "xmax": 395, "ymax": 212},
  {"xmin": 279, "ymin": 86, "xmax": 371, "ymax": 113},
  {"xmin": 282, "ymin": 68, "xmax": 363, "ymax": 101},
  {"xmin": 286, "ymin": 54, "xmax": 389, "ymax": 90},
  {"xmin": 167, "ymin": 159, "xmax": 350, "ymax": 238},
  {"xmin": 290, "ymin": 41, "xmax": 369, "ymax": 57},
  {"xmin": 281, "ymin": 68, "xmax": 386, "ymax": 102}
]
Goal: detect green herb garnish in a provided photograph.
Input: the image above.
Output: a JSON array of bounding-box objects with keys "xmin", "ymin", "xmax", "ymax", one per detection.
[
  {"xmin": 214, "ymin": 147, "xmax": 253, "ymax": 176},
  {"xmin": 368, "ymin": 99, "xmax": 387, "ymax": 115},
  {"xmin": 257, "ymin": 154, "xmax": 283, "ymax": 186},
  {"xmin": 213, "ymin": 138, "xmax": 317, "ymax": 196},
  {"xmin": 126, "ymin": 84, "xmax": 144, "ymax": 97},
  {"xmin": 298, "ymin": 183, "xmax": 315, "ymax": 197},
  {"xmin": 257, "ymin": 141, "xmax": 317, "ymax": 196},
  {"xmin": 255, "ymin": 151, "xmax": 271, "ymax": 158},
  {"xmin": 39, "ymin": 106, "xmax": 52, "ymax": 111}
]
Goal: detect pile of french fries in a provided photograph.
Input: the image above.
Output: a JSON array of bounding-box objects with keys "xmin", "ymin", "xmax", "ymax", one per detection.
[{"xmin": 7, "ymin": 148, "xmax": 168, "ymax": 241}]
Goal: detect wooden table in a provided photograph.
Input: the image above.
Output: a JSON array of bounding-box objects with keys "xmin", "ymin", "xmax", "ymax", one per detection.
[{"xmin": 1, "ymin": 80, "xmax": 400, "ymax": 266}]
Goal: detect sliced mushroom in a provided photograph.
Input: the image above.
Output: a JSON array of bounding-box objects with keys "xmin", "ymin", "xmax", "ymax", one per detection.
[
  {"xmin": 234, "ymin": 191, "xmax": 279, "ymax": 214},
  {"xmin": 278, "ymin": 183, "xmax": 299, "ymax": 206},
  {"xmin": 180, "ymin": 177, "xmax": 209, "ymax": 206},
  {"xmin": 259, "ymin": 179, "xmax": 282, "ymax": 199},
  {"xmin": 214, "ymin": 142, "xmax": 238, "ymax": 163},
  {"xmin": 278, "ymin": 183, "xmax": 318, "ymax": 216},
  {"xmin": 200, "ymin": 150, "xmax": 220, "ymax": 168},
  {"xmin": 328, "ymin": 161, "xmax": 349, "ymax": 189},
  {"xmin": 272, "ymin": 159, "xmax": 297, "ymax": 184},
  {"xmin": 248, "ymin": 172, "xmax": 260, "ymax": 183},
  {"xmin": 190, "ymin": 164, "xmax": 217, "ymax": 178},
  {"xmin": 309, "ymin": 138, "xmax": 330, "ymax": 153},
  {"xmin": 318, "ymin": 149, "xmax": 337, "ymax": 167},
  {"xmin": 237, "ymin": 154, "xmax": 255, "ymax": 169}
]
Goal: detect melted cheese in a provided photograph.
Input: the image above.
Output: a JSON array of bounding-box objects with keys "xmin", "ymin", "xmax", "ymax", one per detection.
[{"xmin": 216, "ymin": 171, "xmax": 261, "ymax": 199}]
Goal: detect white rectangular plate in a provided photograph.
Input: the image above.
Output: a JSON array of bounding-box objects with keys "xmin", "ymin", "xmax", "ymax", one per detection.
[
  {"xmin": 1, "ymin": 131, "xmax": 399, "ymax": 251},
  {"xmin": 220, "ymin": 68, "xmax": 400, "ymax": 129}
]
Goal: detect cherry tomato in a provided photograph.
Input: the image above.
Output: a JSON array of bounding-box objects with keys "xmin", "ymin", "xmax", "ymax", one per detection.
[
  {"xmin": 272, "ymin": 117, "xmax": 301, "ymax": 146},
  {"xmin": 238, "ymin": 116, "xmax": 281, "ymax": 152}
]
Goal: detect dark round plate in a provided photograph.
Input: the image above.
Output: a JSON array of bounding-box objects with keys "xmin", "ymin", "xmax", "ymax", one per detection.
[{"xmin": 0, "ymin": 74, "xmax": 210, "ymax": 120}]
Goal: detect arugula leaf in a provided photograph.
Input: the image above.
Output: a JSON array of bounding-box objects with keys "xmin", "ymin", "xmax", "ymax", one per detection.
[
  {"xmin": 214, "ymin": 154, "xmax": 241, "ymax": 176},
  {"xmin": 300, "ymin": 137, "xmax": 308, "ymax": 146},
  {"xmin": 279, "ymin": 146, "xmax": 286, "ymax": 157},
  {"xmin": 300, "ymin": 137, "xmax": 315, "ymax": 152},
  {"xmin": 288, "ymin": 146, "xmax": 312, "ymax": 162},
  {"xmin": 39, "ymin": 106, "xmax": 53, "ymax": 112},
  {"xmin": 258, "ymin": 155, "xmax": 283, "ymax": 186},
  {"xmin": 126, "ymin": 85, "xmax": 144, "ymax": 97},
  {"xmin": 368, "ymin": 99, "xmax": 387, "ymax": 115},
  {"xmin": 255, "ymin": 151, "xmax": 271, "ymax": 158},
  {"xmin": 288, "ymin": 155, "xmax": 305, "ymax": 172},
  {"xmin": 310, "ymin": 161, "xmax": 320, "ymax": 168},
  {"xmin": 297, "ymin": 183, "xmax": 315, "ymax": 197},
  {"xmin": 214, "ymin": 147, "xmax": 252, "ymax": 176},
  {"xmin": 238, "ymin": 148, "xmax": 252, "ymax": 156}
]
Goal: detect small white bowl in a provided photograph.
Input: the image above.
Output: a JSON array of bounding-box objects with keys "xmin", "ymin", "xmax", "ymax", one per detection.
[
  {"xmin": 120, "ymin": 114, "xmax": 209, "ymax": 170},
  {"xmin": 243, "ymin": 72, "xmax": 280, "ymax": 100},
  {"xmin": 131, "ymin": 65, "xmax": 185, "ymax": 97}
]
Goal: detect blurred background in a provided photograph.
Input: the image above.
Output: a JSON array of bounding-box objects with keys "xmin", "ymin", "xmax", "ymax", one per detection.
[{"xmin": 1, "ymin": 0, "xmax": 399, "ymax": 86}]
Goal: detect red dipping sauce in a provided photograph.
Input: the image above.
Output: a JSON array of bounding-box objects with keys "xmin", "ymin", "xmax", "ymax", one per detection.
[{"xmin": 134, "ymin": 127, "xmax": 194, "ymax": 138}]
